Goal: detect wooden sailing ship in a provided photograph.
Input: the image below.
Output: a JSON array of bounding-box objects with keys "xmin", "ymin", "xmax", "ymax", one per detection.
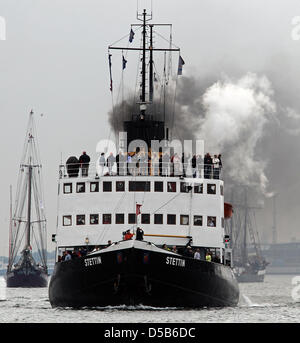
[{"xmin": 6, "ymin": 110, "xmax": 48, "ymax": 287}]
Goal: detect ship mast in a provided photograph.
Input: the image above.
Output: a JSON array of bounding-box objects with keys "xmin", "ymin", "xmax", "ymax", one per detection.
[
  {"xmin": 8, "ymin": 110, "xmax": 48, "ymax": 270},
  {"xmin": 108, "ymin": 9, "xmax": 179, "ymax": 120},
  {"xmin": 8, "ymin": 185, "xmax": 13, "ymax": 268},
  {"xmin": 25, "ymin": 161, "xmax": 33, "ymax": 249},
  {"xmin": 242, "ymin": 189, "xmax": 248, "ymax": 265}
]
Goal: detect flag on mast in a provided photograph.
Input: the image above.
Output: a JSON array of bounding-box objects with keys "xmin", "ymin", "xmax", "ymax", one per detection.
[
  {"xmin": 177, "ymin": 55, "xmax": 185, "ymax": 75},
  {"xmin": 108, "ymin": 53, "xmax": 113, "ymax": 91},
  {"xmin": 129, "ymin": 28, "xmax": 135, "ymax": 43},
  {"xmin": 122, "ymin": 55, "xmax": 127, "ymax": 70},
  {"xmin": 136, "ymin": 203, "xmax": 142, "ymax": 216}
]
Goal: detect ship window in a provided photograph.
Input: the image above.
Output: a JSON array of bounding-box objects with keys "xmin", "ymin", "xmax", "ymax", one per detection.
[
  {"xmin": 141, "ymin": 213, "xmax": 150, "ymax": 224},
  {"xmin": 154, "ymin": 213, "xmax": 163, "ymax": 224},
  {"xmin": 63, "ymin": 215, "xmax": 72, "ymax": 226},
  {"xmin": 103, "ymin": 214, "xmax": 111, "ymax": 224},
  {"xmin": 90, "ymin": 214, "xmax": 99, "ymax": 225},
  {"xmin": 194, "ymin": 183, "xmax": 203, "ymax": 194},
  {"xmin": 116, "ymin": 213, "xmax": 124, "ymax": 224},
  {"xmin": 129, "ymin": 181, "xmax": 150, "ymax": 192},
  {"xmin": 128, "ymin": 213, "xmax": 136, "ymax": 224},
  {"xmin": 90, "ymin": 182, "xmax": 99, "ymax": 192},
  {"xmin": 220, "ymin": 185, "xmax": 224, "ymax": 196},
  {"xmin": 221, "ymin": 217, "xmax": 224, "ymax": 228},
  {"xmin": 167, "ymin": 214, "xmax": 176, "ymax": 225},
  {"xmin": 76, "ymin": 182, "xmax": 85, "ymax": 193},
  {"xmin": 63, "ymin": 183, "xmax": 72, "ymax": 194},
  {"xmin": 207, "ymin": 184, "xmax": 216, "ymax": 194},
  {"xmin": 154, "ymin": 181, "xmax": 163, "ymax": 192},
  {"xmin": 103, "ymin": 181, "xmax": 112, "ymax": 192},
  {"xmin": 167, "ymin": 182, "xmax": 176, "ymax": 192},
  {"xmin": 194, "ymin": 215, "xmax": 203, "ymax": 226},
  {"xmin": 76, "ymin": 214, "xmax": 85, "ymax": 225},
  {"xmin": 180, "ymin": 215, "xmax": 189, "ymax": 225},
  {"xmin": 207, "ymin": 216, "xmax": 216, "ymax": 227},
  {"xmin": 116, "ymin": 181, "xmax": 125, "ymax": 192},
  {"xmin": 180, "ymin": 182, "xmax": 190, "ymax": 193}
]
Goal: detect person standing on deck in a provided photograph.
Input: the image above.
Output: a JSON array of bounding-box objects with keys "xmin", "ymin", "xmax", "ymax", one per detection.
[{"xmin": 79, "ymin": 151, "xmax": 90, "ymax": 177}]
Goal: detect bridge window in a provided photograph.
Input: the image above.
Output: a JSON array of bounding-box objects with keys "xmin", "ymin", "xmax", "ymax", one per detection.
[
  {"xmin": 103, "ymin": 181, "xmax": 112, "ymax": 192},
  {"xmin": 167, "ymin": 214, "xmax": 176, "ymax": 225},
  {"xmin": 63, "ymin": 183, "xmax": 72, "ymax": 194},
  {"xmin": 167, "ymin": 182, "xmax": 176, "ymax": 192},
  {"xmin": 116, "ymin": 181, "xmax": 125, "ymax": 192},
  {"xmin": 128, "ymin": 213, "xmax": 136, "ymax": 224},
  {"xmin": 63, "ymin": 215, "xmax": 72, "ymax": 226},
  {"xmin": 180, "ymin": 182, "xmax": 190, "ymax": 193},
  {"xmin": 194, "ymin": 183, "xmax": 203, "ymax": 194},
  {"xmin": 90, "ymin": 182, "xmax": 99, "ymax": 192},
  {"xmin": 221, "ymin": 217, "xmax": 225, "ymax": 228},
  {"xmin": 141, "ymin": 213, "xmax": 150, "ymax": 224},
  {"xmin": 180, "ymin": 215, "xmax": 189, "ymax": 225},
  {"xmin": 207, "ymin": 216, "xmax": 216, "ymax": 227},
  {"xmin": 154, "ymin": 181, "xmax": 163, "ymax": 192},
  {"xmin": 220, "ymin": 185, "xmax": 224, "ymax": 196},
  {"xmin": 194, "ymin": 215, "xmax": 203, "ymax": 226},
  {"xmin": 129, "ymin": 181, "xmax": 151, "ymax": 192},
  {"xmin": 207, "ymin": 184, "xmax": 216, "ymax": 195},
  {"xmin": 76, "ymin": 214, "xmax": 85, "ymax": 225},
  {"xmin": 90, "ymin": 214, "xmax": 99, "ymax": 225},
  {"xmin": 154, "ymin": 213, "xmax": 163, "ymax": 224},
  {"xmin": 116, "ymin": 213, "xmax": 124, "ymax": 224},
  {"xmin": 76, "ymin": 182, "xmax": 85, "ymax": 193},
  {"xmin": 103, "ymin": 214, "xmax": 111, "ymax": 224}
]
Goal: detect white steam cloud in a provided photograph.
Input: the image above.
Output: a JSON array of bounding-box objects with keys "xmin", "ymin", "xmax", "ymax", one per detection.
[{"xmin": 199, "ymin": 72, "xmax": 276, "ymax": 197}]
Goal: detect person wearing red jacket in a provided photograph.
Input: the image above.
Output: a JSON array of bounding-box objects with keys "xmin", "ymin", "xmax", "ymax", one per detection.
[{"xmin": 124, "ymin": 230, "xmax": 133, "ymax": 240}]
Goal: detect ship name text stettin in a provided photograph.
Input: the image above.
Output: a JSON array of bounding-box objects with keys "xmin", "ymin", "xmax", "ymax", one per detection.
[
  {"xmin": 166, "ymin": 257, "xmax": 185, "ymax": 267},
  {"xmin": 84, "ymin": 256, "xmax": 102, "ymax": 267}
]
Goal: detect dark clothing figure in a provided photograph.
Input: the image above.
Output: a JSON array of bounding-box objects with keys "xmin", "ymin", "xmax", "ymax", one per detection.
[
  {"xmin": 79, "ymin": 151, "xmax": 90, "ymax": 177},
  {"xmin": 192, "ymin": 155, "xmax": 197, "ymax": 178},
  {"xmin": 218, "ymin": 154, "xmax": 222, "ymax": 176},
  {"xmin": 181, "ymin": 153, "xmax": 186, "ymax": 177},
  {"xmin": 66, "ymin": 156, "xmax": 80, "ymax": 177},
  {"xmin": 116, "ymin": 154, "xmax": 120, "ymax": 175},
  {"xmin": 136, "ymin": 227, "xmax": 144, "ymax": 241},
  {"xmin": 204, "ymin": 153, "xmax": 212, "ymax": 179}
]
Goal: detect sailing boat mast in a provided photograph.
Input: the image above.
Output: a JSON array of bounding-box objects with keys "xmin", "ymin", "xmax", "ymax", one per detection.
[
  {"xmin": 8, "ymin": 185, "xmax": 13, "ymax": 268},
  {"xmin": 25, "ymin": 162, "xmax": 33, "ymax": 249},
  {"xmin": 242, "ymin": 188, "xmax": 248, "ymax": 265}
]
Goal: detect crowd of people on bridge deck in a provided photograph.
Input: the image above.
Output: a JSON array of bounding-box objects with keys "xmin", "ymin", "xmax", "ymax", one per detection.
[{"xmin": 65, "ymin": 150, "xmax": 222, "ymax": 179}]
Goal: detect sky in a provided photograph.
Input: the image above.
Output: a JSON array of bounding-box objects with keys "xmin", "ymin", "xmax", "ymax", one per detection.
[{"xmin": 0, "ymin": 0, "xmax": 300, "ymax": 257}]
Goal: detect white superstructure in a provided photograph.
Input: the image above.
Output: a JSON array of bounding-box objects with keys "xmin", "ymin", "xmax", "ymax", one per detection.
[{"xmin": 54, "ymin": 163, "xmax": 225, "ymax": 253}]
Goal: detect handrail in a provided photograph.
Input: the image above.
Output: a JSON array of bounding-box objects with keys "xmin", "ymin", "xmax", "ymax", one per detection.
[{"xmin": 59, "ymin": 161, "xmax": 223, "ymax": 180}]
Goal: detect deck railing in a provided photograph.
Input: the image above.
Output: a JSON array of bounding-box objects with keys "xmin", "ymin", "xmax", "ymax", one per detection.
[{"xmin": 59, "ymin": 161, "xmax": 223, "ymax": 180}]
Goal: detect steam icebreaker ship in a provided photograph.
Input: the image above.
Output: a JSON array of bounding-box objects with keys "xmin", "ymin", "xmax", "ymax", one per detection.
[{"xmin": 49, "ymin": 9, "xmax": 239, "ymax": 308}]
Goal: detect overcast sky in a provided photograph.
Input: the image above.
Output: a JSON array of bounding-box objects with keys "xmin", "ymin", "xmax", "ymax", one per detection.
[{"xmin": 0, "ymin": 0, "xmax": 300, "ymax": 256}]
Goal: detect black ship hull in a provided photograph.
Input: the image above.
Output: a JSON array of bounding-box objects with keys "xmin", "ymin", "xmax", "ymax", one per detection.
[
  {"xmin": 49, "ymin": 241, "xmax": 239, "ymax": 308},
  {"xmin": 6, "ymin": 269, "xmax": 48, "ymax": 287}
]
